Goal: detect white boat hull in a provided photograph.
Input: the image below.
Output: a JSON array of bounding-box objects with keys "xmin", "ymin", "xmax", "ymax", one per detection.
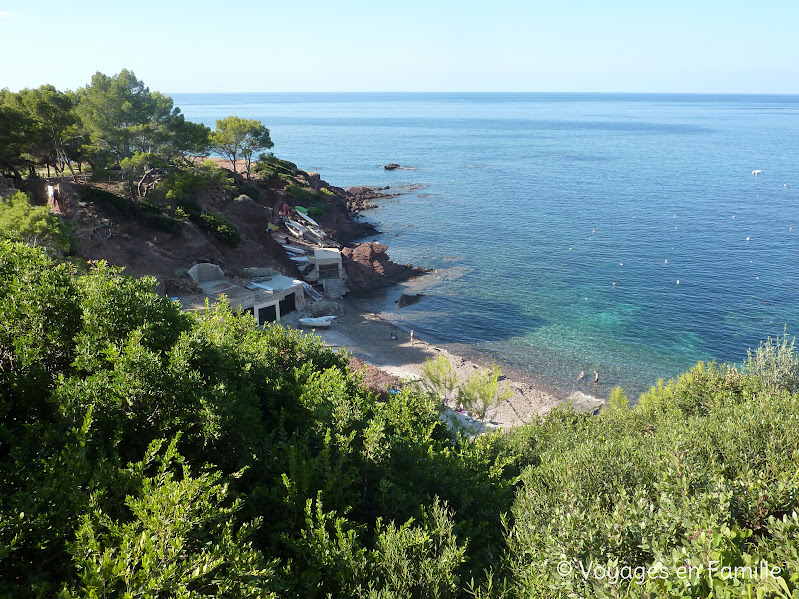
[
  {"xmin": 299, "ymin": 316, "xmax": 336, "ymax": 328},
  {"xmin": 285, "ymin": 219, "xmax": 308, "ymax": 238}
]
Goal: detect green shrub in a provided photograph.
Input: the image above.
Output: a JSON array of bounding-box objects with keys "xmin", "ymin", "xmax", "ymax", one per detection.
[
  {"xmin": 77, "ymin": 185, "xmax": 135, "ymax": 218},
  {"xmin": 253, "ymin": 154, "xmax": 298, "ymax": 179},
  {"xmin": 456, "ymin": 365, "xmax": 512, "ymax": 421},
  {"xmin": 504, "ymin": 355, "xmax": 799, "ymax": 599},
  {"xmin": 0, "ymin": 190, "xmax": 71, "ymax": 255},
  {"xmin": 285, "ymin": 183, "xmax": 318, "ymax": 203},
  {"xmin": 307, "ymin": 202, "xmax": 328, "ymax": 218},
  {"xmin": 163, "ymin": 161, "xmax": 235, "ymax": 203},
  {"xmin": 417, "ymin": 355, "xmax": 457, "ymax": 402},
  {"xmin": 140, "ymin": 212, "xmax": 183, "ymax": 234},
  {"xmin": 191, "ymin": 210, "xmax": 241, "ymax": 247},
  {"xmin": 137, "ymin": 200, "xmax": 164, "ymax": 215},
  {"xmin": 745, "ymin": 328, "xmax": 799, "ymax": 393},
  {"xmin": 236, "ymin": 182, "xmax": 262, "ymax": 201}
]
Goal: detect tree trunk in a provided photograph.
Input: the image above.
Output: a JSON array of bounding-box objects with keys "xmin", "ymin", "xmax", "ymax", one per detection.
[
  {"xmin": 137, "ymin": 167, "xmax": 157, "ymax": 199},
  {"xmin": 0, "ymin": 158, "xmax": 23, "ymax": 187},
  {"xmin": 57, "ymin": 145, "xmax": 77, "ymax": 181}
]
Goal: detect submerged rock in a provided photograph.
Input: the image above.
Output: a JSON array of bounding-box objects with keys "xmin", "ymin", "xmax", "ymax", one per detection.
[
  {"xmin": 396, "ymin": 293, "xmax": 424, "ymax": 308},
  {"xmin": 565, "ymin": 392, "xmax": 605, "ymax": 415}
]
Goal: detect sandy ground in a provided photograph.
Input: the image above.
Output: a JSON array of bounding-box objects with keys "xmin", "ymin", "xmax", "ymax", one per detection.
[{"xmin": 282, "ymin": 298, "xmax": 605, "ymax": 431}]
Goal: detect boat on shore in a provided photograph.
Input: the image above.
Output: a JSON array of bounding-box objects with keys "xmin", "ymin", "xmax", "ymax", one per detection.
[
  {"xmin": 285, "ymin": 219, "xmax": 308, "ymax": 238},
  {"xmin": 293, "ymin": 211, "xmax": 326, "ymax": 239},
  {"xmin": 294, "ymin": 210, "xmax": 321, "ymax": 228},
  {"xmin": 306, "ymin": 225, "xmax": 326, "ymax": 240},
  {"xmin": 299, "ymin": 315, "xmax": 336, "ymax": 328}
]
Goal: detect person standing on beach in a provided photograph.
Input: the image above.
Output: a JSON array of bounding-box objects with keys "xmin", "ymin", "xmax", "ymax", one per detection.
[{"xmin": 410, "ymin": 330, "xmax": 414, "ymax": 345}]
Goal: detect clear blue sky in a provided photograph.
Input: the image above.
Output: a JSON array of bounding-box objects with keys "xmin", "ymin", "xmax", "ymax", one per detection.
[{"xmin": 2, "ymin": 0, "xmax": 797, "ymax": 94}]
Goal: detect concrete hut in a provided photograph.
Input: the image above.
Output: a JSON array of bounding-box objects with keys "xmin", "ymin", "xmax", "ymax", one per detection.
[
  {"xmin": 310, "ymin": 248, "xmax": 345, "ymax": 297},
  {"xmin": 181, "ymin": 263, "xmax": 304, "ymax": 325}
]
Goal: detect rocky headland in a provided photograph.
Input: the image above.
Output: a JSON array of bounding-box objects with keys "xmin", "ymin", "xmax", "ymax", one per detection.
[
  {"xmin": 39, "ymin": 160, "xmax": 422, "ymax": 294},
  {"xmin": 341, "ymin": 242, "xmax": 430, "ymax": 292}
]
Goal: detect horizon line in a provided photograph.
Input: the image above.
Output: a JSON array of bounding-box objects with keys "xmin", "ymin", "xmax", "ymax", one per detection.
[{"xmin": 166, "ymin": 90, "xmax": 799, "ymax": 96}]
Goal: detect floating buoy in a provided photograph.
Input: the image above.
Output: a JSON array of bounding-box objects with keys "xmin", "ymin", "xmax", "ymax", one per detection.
[
  {"xmin": 592, "ymin": 229, "xmax": 596, "ymax": 234},
  {"xmin": 746, "ymin": 237, "xmax": 750, "ymax": 241},
  {"xmin": 664, "ymin": 259, "xmax": 668, "ymax": 263},
  {"xmin": 612, "ymin": 282, "xmax": 616, "ymax": 286},
  {"xmin": 752, "ymin": 170, "xmax": 761, "ymax": 175},
  {"xmin": 732, "ymin": 215, "xmax": 735, "ymax": 219},
  {"xmin": 675, "ymin": 226, "xmax": 678, "ymax": 229},
  {"xmin": 569, "ymin": 248, "xmax": 572, "ymax": 251},
  {"xmin": 620, "ymin": 263, "xmax": 623, "ymax": 266},
  {"xmin": 676, "ymin": 280, "xmax": 680, "ymax": 285}
]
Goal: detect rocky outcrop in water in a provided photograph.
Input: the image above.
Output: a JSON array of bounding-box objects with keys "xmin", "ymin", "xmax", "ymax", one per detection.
[
  {"xmin": 346, "ymin": 186, "xmax": 396, "ymax": 213},
  {"xmin": 341, "ymin": 242, "xmax": 428, "ymax": 292}
]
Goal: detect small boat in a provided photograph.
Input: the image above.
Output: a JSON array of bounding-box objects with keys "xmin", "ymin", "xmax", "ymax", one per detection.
[
  {"xmin": 294, "ymin": 210, "xmax": 321, "ymax": 228},
  {"xmin": 290, "ymin": 256, "xmax": 309, "ymax": 263},
  {"xmin": 285, "ymin": 219, "xmax": 308, "ymax": 238},
  {"xmin": 299, "ymin": 316, "xmax": 336, "ymax": 328},
  {"xmin": 282, "ymin": 244, "xmax": 307, "ymax": 254},
  {"xmin": 306, "ymin": 225, "xmax": 327, "ymax": 239}
]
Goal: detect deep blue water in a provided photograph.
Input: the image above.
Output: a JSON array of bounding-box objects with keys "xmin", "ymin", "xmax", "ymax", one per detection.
[{"xmin": 172, "ymin": 92, "xmax": 799, "ymax": 398}]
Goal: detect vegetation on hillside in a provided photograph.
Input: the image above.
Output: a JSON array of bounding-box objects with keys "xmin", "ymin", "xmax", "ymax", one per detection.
[
  {"xmin": 1, "ymin": 240, "xmax": 797, "ymax": 598},
  {"xmin": 0, "ymin": 71, "xmax": 308, "ymax": 251}
]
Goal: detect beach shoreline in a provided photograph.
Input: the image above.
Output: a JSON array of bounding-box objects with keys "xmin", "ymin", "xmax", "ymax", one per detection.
[{"xmin": 286, "ymin": 293, "xmax": 605, "ymax": 427}]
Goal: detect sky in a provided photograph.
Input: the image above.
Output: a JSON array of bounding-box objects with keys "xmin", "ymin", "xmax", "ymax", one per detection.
[{"xmin": 1, "ymin": 0, "xmax": 798, "ymax": 94}]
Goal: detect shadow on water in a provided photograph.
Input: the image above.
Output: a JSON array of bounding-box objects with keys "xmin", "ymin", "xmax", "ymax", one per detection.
[{"xmin": 351, "ymin": 290, "xmax": 548, "ymax": 345}]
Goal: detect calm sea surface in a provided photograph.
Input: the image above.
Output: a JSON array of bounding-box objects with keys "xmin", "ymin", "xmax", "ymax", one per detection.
[{"xmin": 171, "ymin": 92, "xmax": 799, "ymax": 398}]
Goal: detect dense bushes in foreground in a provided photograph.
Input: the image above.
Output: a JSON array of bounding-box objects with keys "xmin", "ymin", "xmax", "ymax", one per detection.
[{"xmin": 1, "ymin": 240, "xmax": 798, "ymax": 598}]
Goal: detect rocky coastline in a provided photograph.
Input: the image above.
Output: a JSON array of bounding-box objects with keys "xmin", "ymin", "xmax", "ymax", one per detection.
[{"xmin": 45, "ymin": 160, "xmax": 594, "ymax": 421}]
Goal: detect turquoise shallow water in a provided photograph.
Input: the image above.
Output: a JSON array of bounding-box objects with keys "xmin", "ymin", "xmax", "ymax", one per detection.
[{"xmin": 172, "ymin": 92, "xmax": 799, "ymax": 398}]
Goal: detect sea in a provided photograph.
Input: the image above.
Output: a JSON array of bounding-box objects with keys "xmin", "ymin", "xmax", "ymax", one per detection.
[{"xmin": 171, "ymin": 92, "xmax": 799, "ymax": 399}]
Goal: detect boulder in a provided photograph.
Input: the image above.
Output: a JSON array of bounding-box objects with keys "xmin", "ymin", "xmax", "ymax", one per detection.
[
  {"xmin": 310, "ymin": 300, "xmax": 344, "ymax": 317},
  {"xmin": 396, "ymin": 293, "xmax": 424, "ymax": 308},
  {"xmin": 564, "ymin": 391, "xmax": 605, "ymax": 415},
  {"xmin": 340, "ymin": 242, "xmax": 427, "ymax": 292},
  {"xmin": 345, "ymin": 186, "xmax": 399, "ymax": 213}
]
